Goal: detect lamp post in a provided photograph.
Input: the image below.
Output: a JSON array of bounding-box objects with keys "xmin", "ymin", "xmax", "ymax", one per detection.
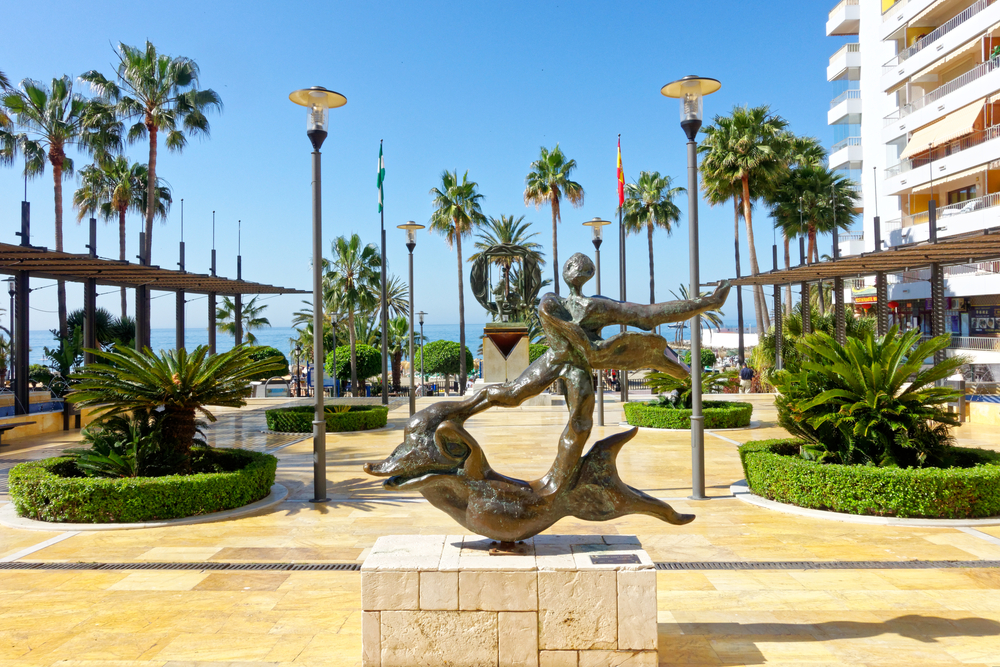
[
  {"xmin": 289, "ymin": 85, "xmax": 346, "ymax": 504},
  {"xmin": 417, "ymin": 311, "xmax": 427, "ymax": 395},
  {"xmin": 399, "ymin": 222, "xmax": 425, "ymax": 416},
  {"xmin": 583, "ymin": 217, "xmax": 611, "ymax": 427},
  {"xmin": 662, "ymin": 75, "xmax": 721, "ymax": 501}
]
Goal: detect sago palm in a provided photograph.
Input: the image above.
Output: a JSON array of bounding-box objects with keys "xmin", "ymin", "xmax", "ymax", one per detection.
[
  {"xmin": 325, "ymin": 234, "xmax": 381, "ymax": 393},
  {"xmin": 622, "ymin": 171, "xmax": 684, "ymax": 305},
  {"xmin": 216, "ymin": 295, "xmax": 271, "ymax": 345},
  {"xmin": 69, "ymin": 345, "xmax": 285, "ymax": 472},
  {"xmin": 523, "ymin": 144, "xmax": 584, "ymax": 295},
  {"xmin": 430, "ymin": 170, "xmax": 486, "ymax": 394}
]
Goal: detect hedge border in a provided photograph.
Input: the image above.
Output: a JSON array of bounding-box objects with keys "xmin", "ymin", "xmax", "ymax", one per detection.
[
  {"xmin": 8, "ymin": 448, "xmax": 278, "ymax": 524},
  {"xmin": 739, "ymin": 438, "xmax": 1000, "ymax": 519},
  {"xmin": 264, "ymin": 405, "xmax": 389, "ymax": 433},
  {"xmin": 623, "ymin": 400, "xmax": 753, "ymax": 430}
]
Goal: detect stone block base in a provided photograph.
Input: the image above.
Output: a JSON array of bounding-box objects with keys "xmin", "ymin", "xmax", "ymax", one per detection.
[{"xmin": 361, "ymin": 535, "xmax": 657, "ymax": 667}]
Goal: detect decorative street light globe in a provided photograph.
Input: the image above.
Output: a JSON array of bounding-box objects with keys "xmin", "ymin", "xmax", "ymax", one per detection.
[
  {"xmin": 583, "ymin": 217, "xmax": 611, "ymax": 248},
  {"xmin": 661, "ymin": 76, "xmax": 721, "ymax": 141},
  {"xmin": 289, "ymin": 86, "xmax": 347, "ymax": 150}
]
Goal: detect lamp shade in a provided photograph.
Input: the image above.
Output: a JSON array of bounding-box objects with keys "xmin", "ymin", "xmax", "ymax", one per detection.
[
  {"xmin": 289, "ymin": 87, "xmax": 347, "ymax": 133},
  {"xmin": 398, "ymin": 222, "xmax": 425, "ymax": 245},
  {"xmin": 583, "ymin": 217, "xmax": 612, "ymax": 241},
  {"xmin": 661, "ymin": 76, "xmax": 721, "ymax": 123}
]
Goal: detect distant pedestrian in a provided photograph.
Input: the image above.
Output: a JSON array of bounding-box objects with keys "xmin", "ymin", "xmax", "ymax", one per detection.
[{"xmin": 739, "ymin": 363, "xmax": 754, "ymax": 394}]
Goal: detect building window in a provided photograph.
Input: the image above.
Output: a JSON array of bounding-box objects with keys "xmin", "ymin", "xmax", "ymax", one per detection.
[{"xmin": 948, "ymin": 186, "xmax": 977, "ymax": 204}]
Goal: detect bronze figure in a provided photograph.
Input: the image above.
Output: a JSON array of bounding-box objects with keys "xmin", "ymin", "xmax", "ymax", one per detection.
[{"xmin": 365, "ymin": 253, "xmax": 731, "ymax": 541}]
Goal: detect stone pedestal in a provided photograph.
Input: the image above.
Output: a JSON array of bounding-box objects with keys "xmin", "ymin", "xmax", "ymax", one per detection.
[
  {"xmin": 482, "ymin": 323, "xmax": 530, "ymax": 383},
  {"xmin": 361, "ymin": 535, "xmax": 657, "ymax": 667}
]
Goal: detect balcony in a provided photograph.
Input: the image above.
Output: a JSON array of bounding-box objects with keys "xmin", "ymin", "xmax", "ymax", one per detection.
[
  {"xmin": 885, "ymin": 123, "xmax": 1000, "ymax": 193},
  {"xmin": 829, "ymin": 89, "xmax": 862, "ymax": 124},
  {"xmin": 838, "ymin": 231, "xmax": 865, "ymax": 257},
  {"xmin": 828, "ymin": 43, "xmax": 861, "ymax": 82},
  {"xmin": 827, "ymin": 0, "xmax": 860, "ymax": 36},
  {"xmin": 884, "ymin": 192, "xmax": 1000, "ymax": 246},
  {"xmin": 829, "ymin": 136, "xmax": 863, "ymax": 169},
  {"xmin": 880, "ymin": 0, "xmax": 939, "ymax": 39},
  {"xmin": 882, "ymin": 0, "xmax": 996, "ymax": 75}
]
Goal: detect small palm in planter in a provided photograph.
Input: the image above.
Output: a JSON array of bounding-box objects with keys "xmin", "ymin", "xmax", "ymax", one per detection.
[
  {"xmin": 646, "ymin": 371, "xmax": 737, "ymax": 408},
  {"xmin": 69, "ymin": 345, "xmax": 285, "ymax": 473}
]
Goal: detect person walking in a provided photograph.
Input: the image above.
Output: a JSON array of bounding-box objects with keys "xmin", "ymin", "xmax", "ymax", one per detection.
[{"xmin": 739, "ymin": 363, "xmax": 754, "ymax": 394}]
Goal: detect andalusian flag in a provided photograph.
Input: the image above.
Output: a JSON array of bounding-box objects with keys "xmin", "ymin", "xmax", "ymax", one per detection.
[
  {"xmin": 617, "ymin": 136, "xmax": 625, "ymax": 206},
  {"xmin": 377, "ymin": 141, "xmax": 385, "ymax": 213}
]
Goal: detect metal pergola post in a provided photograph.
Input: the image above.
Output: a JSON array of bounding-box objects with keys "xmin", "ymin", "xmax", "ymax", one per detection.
[
  {"xmin": 135, "ymin": 232, "xmax": 147, "ymax": 352},
  {"xmin": 876, "ymin": 271, "xmax": 888, "ymax": 337},
  {"xmin": 177, "ymin": 239, "xmax": 186, "ymax": 352},
  {"xmin": 931, "ymin": 262, "xmax": 946, "ymax": 365},
  {"xmin": 209, "ymin": 246, "xmax": 217, "ymax": 355},
  {"xmin": 234, "ymin": 249, "xmax": 243, "ymax": 347}
]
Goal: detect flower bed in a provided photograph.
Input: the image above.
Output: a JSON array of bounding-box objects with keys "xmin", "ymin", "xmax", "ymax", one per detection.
[
  {"xmin": 623, "ymin": 400, "xmax": 753, "ymax": 429},
  {"xmin": 265, "ymin": 405, "xmax": 389, "ymax": 433},
  {"xmin": 8, "ymin": 447, "xmax": 277, "ymax": 523},
  {"xmin": 739, "ymin": 438, "xmax": 1000, "ymax": 519}
]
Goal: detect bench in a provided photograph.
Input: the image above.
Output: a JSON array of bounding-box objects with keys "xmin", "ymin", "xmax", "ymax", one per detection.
[{"xmin": 0, "ymin": 421, "xmax": 36, "ymax": 446}]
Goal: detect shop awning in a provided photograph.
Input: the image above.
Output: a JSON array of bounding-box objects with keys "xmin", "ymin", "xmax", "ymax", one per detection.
[{"xmin": 899, "ymin": 99, "xmax": 984, "ymax": 159}]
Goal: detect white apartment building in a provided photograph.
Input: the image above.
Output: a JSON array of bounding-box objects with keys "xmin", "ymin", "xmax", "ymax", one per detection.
[{"xmin": 827, "ymin": 0, "xmax": 1000, "ymax": 370}]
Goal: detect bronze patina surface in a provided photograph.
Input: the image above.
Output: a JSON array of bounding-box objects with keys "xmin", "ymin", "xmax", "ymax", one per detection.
[{"xmin": 365, "ymin": 253, "xmax": 731, "ymax": 541}]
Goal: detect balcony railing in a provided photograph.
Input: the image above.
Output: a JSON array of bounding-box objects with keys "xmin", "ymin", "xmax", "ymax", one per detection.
[
  {"xmin": 829, "ymin": 0, "xmax": 859, "ymax": 19},
  {"xmin": 840, "ymin": 231, "xmax": 864, "ymax": 242},
  {"xmin": 830, "ymin": 89, "xmax": 861, "ymax": 108},
  {"xmin": 885, "ymin": 123, "xmax": 1000, "ymax": 178},
  {"xmin": 886, "ymin": 57, "xmax": 1000, "ymax": 124},
  {"xmin": 904, "ymin": 191, "xmax": 1000, "ymax": 226},
  {"xmin": 882, "ymin": 0, "xmax": 993, "ymax": 71},
  {"xmin": 949, "ymin": 336, "xmax": 1000, "ymax": 351},
  {"xmin": 831, "ymin": 136, "xmax": 862, "ymax": 152},
  {"xmin": 944, "ymin": 260, "xmax": 1000, "ymax": 277}
]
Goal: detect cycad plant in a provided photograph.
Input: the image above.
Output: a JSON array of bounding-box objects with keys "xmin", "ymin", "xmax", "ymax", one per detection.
[
  {"xmin": 63, "ymin": 409, "xmax": 185, "ymax": 478},
  {"xmin": 69, "ymin": 346, "xmax": 285, "ymax": 472},
  {"xmin": 773, "ymin": 326, "xmax": 964, "ymax": 468},
  {"xmin": 646, "ymin": 371, "xmax": 737, "ymax": 409}
]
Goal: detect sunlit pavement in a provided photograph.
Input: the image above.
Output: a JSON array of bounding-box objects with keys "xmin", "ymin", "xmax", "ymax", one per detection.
[{"xmin": 0, "ymin": 394, "xmax": 999, "ymax": 665}]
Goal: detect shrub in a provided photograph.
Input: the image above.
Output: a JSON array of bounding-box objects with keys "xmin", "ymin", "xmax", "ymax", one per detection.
[
  {"xmin": 265, "ymin": 405, "xmax": 389, "ymax": 433},
  {"xmin": 624, "ymin": 400, "xmax": 753, "ymax": 429},
  {"xmin": 246, "ymin": 346, "xmax": 290, "ymax": 382},
  {"xmin": 646, "ymin": 371, "xmax": 738, "ymax": 409},
  {"xmin": 529, "ymin": 344, "xmax": 549, "ymax": 363},
  {"xmin": 681, "ymin": 348, "xmax": 716, "ymax": 369},
  {"xmin": 415, "ymin": 340, "xmax": 474, "ymax": 377},
  {"xmin": 326, "ymin": 344, "xmax": 382, "ymax": 381},
  {"xmin": 774, "ymin": 326, "xmax": 965, "ymax": 467},
  {"xmin": 63, "ymin": 410, "xmax": 186, "ymax": 478},
  {"xmin": 8, "ymin": 448, "xmax": 277, "ymax": 523},
  {"xmin": 739, "ymin": 438, "xmax": 1000, "ymax": 519}
]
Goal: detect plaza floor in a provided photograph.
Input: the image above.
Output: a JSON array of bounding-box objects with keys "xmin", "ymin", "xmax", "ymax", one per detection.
[{"xmin": 0, "ymin": 395, "xmax": 999, "ymax": 665}]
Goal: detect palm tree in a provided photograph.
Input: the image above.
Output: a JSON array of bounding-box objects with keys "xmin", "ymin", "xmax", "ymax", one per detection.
[
  {"xmin": 669, "ymin": 283, "xmax": 725, "ymax": 343},
  {"xmin": 523, "ymin": 145, "xmax": 584, "ymax": 295},
  {"xmin": 74, "ymin": 157, "xmax": 171, "ymax": 317},
  {"xmin": 621, "ymin": 171, "xmax": 684, "ymax": 305},
  {"xmin": 468, "ymin": 214, "xmax": 545, "ymax": 301},
  {"xmin": 81, "ymin": 42, "xmax": 221, "ymax": 266},
  {"xmin": 69, "ymin": 345, "xmax": 285, "ymax": 472},
  {"xmin": 0, "ymin": 76, "xmax": 119, "ymax": 336},
  {"xmin": 0, "ymin": 70, "xmax": 10, "ymax": 128},
  {"xmin": 386, "ymin": 316, "xmax": 409, "ymax": 391},
  {"xmin": 430, "ymin": 170, "xmax": 486, "ymax": 395},
  {"xmin": 325, "ymin": 234, "xmax": 381, "ymax": 394},
  {"xmin": 216, "ymin": 296, "xmax": 271, "ymax": 345},
  {"xmin": 700, "ymin": 106, "xmax": 790, "ymax": 334}
]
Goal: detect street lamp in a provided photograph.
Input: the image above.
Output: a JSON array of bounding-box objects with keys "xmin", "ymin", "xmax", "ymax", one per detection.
[
  {"xmin": 662, "ymin": 75, "xmax": 721, "ymax": 502},
  {"xmin": 398, "ymin": 222, "xmax": 425, "ymax": 416},
  {"xmin": 289, "ymin": 85, "xmax": 347, "ymax": 504},
  {"xmin": 583, "ymin": 217, "xmax": 611, "ymax": 427},
  {"xmin": 417, "ymin": 311, "xmax": 427, "ymax": 395}
]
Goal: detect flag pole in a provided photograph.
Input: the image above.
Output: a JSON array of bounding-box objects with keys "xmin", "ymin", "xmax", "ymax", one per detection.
[
  {"xmin": 380, "ymin": 140, "xmax": 389, "ymax": 405},
  {"xmin": 618, "ymin": 134, "xmax": 628, "ymax": 403}
]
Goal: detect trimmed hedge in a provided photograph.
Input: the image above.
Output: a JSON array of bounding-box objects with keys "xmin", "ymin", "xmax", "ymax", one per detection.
[
  {"xmin": 265, "ymin": 405, "xmax": 389, "ymax": 433},
  {"xmin": 8, "ymin": 448, "xmax": 277, "ymax": 524},
  {"xmin": 624, "ymin": 400, "xmax": 753, "ymax": 429},
  {"xmin": 739, "ymin": 438, "xmax": 1000, "ymax": 519}
]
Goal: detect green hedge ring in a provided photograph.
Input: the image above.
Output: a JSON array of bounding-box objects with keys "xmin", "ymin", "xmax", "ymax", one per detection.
[
  {"xmin": 623, "ymin": 400, "xmax": 753, "ymax": 430},
  {"xmin": 8, "ymin": 448, "xmax": 278, "ymax": 524},
  {"xmin": 739, "ymin": 438, "xmax": 1000, "ymax": 519},
  {"xmin": 265, "ymin": 405, "xmax": 389, "ymax": 433}
]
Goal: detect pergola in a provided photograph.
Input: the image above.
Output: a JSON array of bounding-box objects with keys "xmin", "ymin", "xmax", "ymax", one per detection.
[
  {"xmin": 730, "ymin": 224, "xmax": 1000, "ymax": 370},
  {"xmin": 1, "ymin": 224, "xmax": 307, "ymax": 416}
]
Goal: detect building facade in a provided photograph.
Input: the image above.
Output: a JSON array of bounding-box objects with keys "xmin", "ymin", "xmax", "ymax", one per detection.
[{"xmin": 827, "ymin": 0, "xmax": 1000, "ymax": 373}]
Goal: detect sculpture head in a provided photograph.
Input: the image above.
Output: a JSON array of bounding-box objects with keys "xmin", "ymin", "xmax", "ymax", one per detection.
[{"xmin": 563, "ymin": 253, "xmax": 595, "ymax": 294}]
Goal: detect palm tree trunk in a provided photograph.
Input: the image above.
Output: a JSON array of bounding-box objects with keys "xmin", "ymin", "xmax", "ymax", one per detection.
[
  {"xmin": 550, "ymin": 196, "xmax": 561, "ymax": 296},
  {"xmin": 348, "ymin": 310, "xmax": 358, "ymax": 394},
  {"xmin": 647, "ymin": 223, "xmax": 655, "ymax": 305},
  {"xmin": 741, "ymin": 176, "xmax": 769, "ymax": 332},
  {"xmin": 145, "ymin": 123, "xmax": 157, "ymax": 261},
  {"xmin": 392, "ymin": 350, "xmax": 402, "ymax": 391},
  {"xmin": 119, "ymin": 207, "xmax": 127, "ymax": 318},
  {"xmin": 52, "ymin": 158, "xmax": 68, "ymax": 338},
  {"xmin": 807, "ymin": 226, "xmax": 817, "ymax": 265},
  {"xmin": 784, "ymin": 237, "xmax": 792, "ymax": 315},
  {"xmin": 163, "ymin": 405, "xmax": 196, "ymax": 474},
  {"xmin": 457, "ymin": 233, "xmax": 467, "ymax": 396}
]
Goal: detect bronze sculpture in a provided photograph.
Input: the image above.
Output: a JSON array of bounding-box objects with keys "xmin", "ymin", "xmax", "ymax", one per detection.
[{"xmin": 365, "ymin": 253, "xmax": 731, "ymax": 542}]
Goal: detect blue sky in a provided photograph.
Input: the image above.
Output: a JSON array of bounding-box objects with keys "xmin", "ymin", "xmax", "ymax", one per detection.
[{"xmin": 2, "ymin": 0, "xmax": 849, "ymax": 332}]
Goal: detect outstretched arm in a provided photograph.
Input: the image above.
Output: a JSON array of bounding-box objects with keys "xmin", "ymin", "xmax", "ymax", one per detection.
[{"xmin": 585, "ymin": 280, "xmax": 731, "ymax": 330}]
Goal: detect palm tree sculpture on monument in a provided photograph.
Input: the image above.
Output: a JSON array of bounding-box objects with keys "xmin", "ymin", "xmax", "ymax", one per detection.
[
  {"xmin": 621, "ymin": 171, "xmax": 685, "ymax": 308},
  {"xmin": 324, "ymin": 234, "xmax": 380, "ymax": 395},
  {"xmin": 74, "ymin": 156, "xmax": 171, "ymax": 318},
  {"xmin": 468, "ymin": 214, "xmax": 546, "ymax": 309},
  {"xmin": 700, "ymin": 105, "xmax": 790, "ymax": 334},
  {"xmin": 524, "ymin": 145, "xmax": 584, "ymax": 296},
  {"xmin": 0, "ymin": 76, "xmax": 120, "ymax": 337},
  {"xmin": 430, "ymin": 170, "xmax": 486, "ymax": 395}
]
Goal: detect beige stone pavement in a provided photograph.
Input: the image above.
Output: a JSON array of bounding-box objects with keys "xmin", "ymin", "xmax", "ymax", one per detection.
[{"xmin": 0, "ymin": 394, "xmax": 998, "ymax": 665}]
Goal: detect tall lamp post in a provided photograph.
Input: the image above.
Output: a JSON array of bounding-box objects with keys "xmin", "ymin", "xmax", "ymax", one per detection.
[
  {"xmin": 417, "ymin": 311, "xmax": 427, "ymax": 394},
  {"xmin": 289, "ymin": 85, "xmax": 347, "ymax": 504},
  {"xmin": 583, "ymin": 217, "xmax": 611, "ymax": 427},
  {"xmin": 662, "ymin": 75, "xmax": 721, "ymax": 501},
  {"xmin": 398, "ymin": 222, "xmax": 425, "ymax": 416}
]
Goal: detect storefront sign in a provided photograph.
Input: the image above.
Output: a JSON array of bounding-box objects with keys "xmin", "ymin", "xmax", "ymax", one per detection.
[
  {"xmin": 970, "ymin": 306, "xmax": 1000, "ymax": 337},
  {"xmin": 851, "ymin": 286, "xmax": 877, "ymax": 305}
]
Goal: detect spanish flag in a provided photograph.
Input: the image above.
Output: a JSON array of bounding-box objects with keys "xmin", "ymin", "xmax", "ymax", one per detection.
[{"xmin": 617, "ymin": 136, "xmax": 624, "ymax": 207}]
